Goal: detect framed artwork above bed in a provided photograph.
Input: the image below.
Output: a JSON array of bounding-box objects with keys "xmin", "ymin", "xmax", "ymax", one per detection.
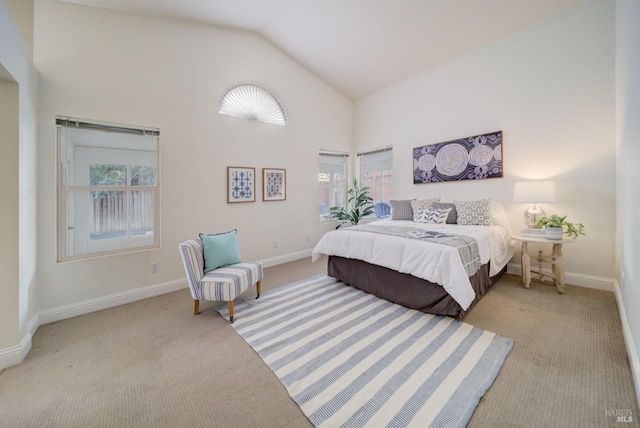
[{"xmin": 413, "ymin": 130, "xmax": 503, "ymax": 184}]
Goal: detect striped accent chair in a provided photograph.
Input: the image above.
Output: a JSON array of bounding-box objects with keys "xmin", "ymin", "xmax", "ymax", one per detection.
[{"xmin": 179, "ymin": 239, "xmax": 263, "ymax": 323}]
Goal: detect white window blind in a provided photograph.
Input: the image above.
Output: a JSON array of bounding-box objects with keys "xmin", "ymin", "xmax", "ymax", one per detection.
[
  {"xmin": 218, "ymin": 83, "xmax": 288, "ymax": 126},
  {"xmin": 57, "ymin": 117, "xmax": 160, "ymax": 260}
]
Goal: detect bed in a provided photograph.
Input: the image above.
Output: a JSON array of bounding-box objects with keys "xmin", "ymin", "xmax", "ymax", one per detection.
[{"xmin": 312, "ymin": 200, "xmax": 515, "ymax": 318}]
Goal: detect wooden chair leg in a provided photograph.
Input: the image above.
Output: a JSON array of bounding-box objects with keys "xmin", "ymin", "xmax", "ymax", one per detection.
[
  {"xmin": 228, "ymin": 301, "xmax": 234, "ymax": 324},
  {"xmin": 193, "ymin": 300, "xmax": 200, "ymax": 316},
  {"xmin": 256, "ymin": 280, "xmax": 261, "ymax": 299}
]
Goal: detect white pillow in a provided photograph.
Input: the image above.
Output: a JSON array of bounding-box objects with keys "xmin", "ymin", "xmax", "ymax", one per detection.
[
  {"xmin": 415, "ymin": 207, "xmax": 452, "ymax": 224},
  {"xmin": 489, "ymin": 201, "xmax": 513, "ymax": 235}
]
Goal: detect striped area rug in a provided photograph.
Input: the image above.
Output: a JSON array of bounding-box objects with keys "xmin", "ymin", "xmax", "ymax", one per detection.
[{"xmin": 217, "ymin": 275, "xmax": 513, "ymax": 428}]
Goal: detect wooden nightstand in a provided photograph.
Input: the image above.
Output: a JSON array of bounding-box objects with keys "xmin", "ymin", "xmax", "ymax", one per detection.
[{"xmin": 511, "ymin": 235, "xmax": 575, "ymax": 294}]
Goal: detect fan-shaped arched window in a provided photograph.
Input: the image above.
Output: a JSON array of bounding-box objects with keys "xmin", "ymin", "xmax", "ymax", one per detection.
[{"xmin": 218, "ymin": 83, "xmax": 288, "ymax": 126}]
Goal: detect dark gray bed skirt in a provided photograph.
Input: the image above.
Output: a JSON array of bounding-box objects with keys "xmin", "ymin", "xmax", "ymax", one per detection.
[{"xmin": 327, "ymin": 256, "xmax": 505, "ymax": 319}]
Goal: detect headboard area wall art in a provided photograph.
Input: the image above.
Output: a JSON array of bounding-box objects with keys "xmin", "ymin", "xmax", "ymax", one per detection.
[{"xmin": 413, "ymin": 130, "xmax": 503, "ymax": 184}]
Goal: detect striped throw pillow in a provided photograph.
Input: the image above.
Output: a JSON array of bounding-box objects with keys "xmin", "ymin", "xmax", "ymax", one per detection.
[{"xmin": 390, "ymin": 199, "xmax": 415, "ymax": 221}]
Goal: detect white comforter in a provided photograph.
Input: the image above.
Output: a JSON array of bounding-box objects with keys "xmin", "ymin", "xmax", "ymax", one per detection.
[{"xmin": 312, "ymin": 220, "xmax": 514, "ymax": 310}]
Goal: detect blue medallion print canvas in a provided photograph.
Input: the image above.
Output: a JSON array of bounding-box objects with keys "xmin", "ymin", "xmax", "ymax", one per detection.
[
  {"xmin": 227, "ymin": 167, "xmax": 255, "ymax": 202},
  {"xmin": 413, "ymin": 131, "xmax": 503, "ymax": 184},
  {"xmin": 263, "ymin": 168, "xmax": 286, "ymax": 201}
]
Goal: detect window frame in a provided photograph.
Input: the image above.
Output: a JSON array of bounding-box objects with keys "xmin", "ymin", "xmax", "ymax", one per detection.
[
  {"xmin": 318, "ymin": 150, "xmax": 349, "ymax": 222},
  {"xmin": 56, "ymin": 117, "xmax": 160, "ymax": 261},
  {"xmin": 358, "ymin": 146, "xmax": 393, "ymax": 218}
]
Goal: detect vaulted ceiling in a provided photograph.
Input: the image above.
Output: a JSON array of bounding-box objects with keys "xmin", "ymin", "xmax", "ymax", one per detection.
[{"xmin": 61, "ymin": 0, "xmax": 586, "ymax": 100}]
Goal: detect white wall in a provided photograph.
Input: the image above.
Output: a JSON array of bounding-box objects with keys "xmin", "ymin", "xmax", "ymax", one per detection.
[
  {"xmin": 355, "ymin": 0, "xmax": 615, "ymax": 287},
  {"xmin": 33, "ymin": 1, "xmax": 352, "ymax": 311},
  {"xmin": 2, "ymin": 0, "xmax": 33, "ymax": 60},
  {"xmin": 0, "ymin": 0, "xmax": 39, "ymax": 365},
  {"xmin": 616, "ymin": 0, "xmax": 640, "ymax": 406},
  {"xmin": 0, "ymin": 75, "xmax": 19, "ymax": 350}
]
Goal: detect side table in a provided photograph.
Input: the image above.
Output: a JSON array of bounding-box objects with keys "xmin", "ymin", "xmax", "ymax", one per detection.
[{"xmin": 511, "ymin": 235, "xmax": 575, "ymax": 294}]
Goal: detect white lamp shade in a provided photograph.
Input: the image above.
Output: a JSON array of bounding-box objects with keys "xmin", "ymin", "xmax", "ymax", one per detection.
[{"xmin": 513, "ymin": 181, "xmax": 556, "ymax": 203}]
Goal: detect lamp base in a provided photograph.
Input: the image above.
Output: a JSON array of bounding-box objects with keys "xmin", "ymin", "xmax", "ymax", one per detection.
[{"xmin": 523, "ymin": 204, "xmax": 547, "ymax": 229}]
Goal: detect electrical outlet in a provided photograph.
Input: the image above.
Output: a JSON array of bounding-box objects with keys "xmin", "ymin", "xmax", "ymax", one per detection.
[
  {"xmin": 151, "ymin": 262, "xmax": 159, "ymax": 273},
  {"xmin": 306, "ymin": 235, "xmax": 310, "ymax": 242},
  {"xmin": 273, "ymin": 241, "xmax": 278, "ymax": 249}
]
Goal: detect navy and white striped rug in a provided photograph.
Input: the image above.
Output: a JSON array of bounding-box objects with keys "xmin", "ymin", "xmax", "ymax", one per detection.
[{"xmin": 217, "ymin": 274, "xmax": 513, "ymax": 428}]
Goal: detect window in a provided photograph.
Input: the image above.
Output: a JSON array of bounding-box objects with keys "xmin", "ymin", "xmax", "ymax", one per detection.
[
  {"xmin": 318, "ymin": 151, "xmax": 349, "ymax": 221},
  {"xmin": 359, "ymin": 147, "xmax": 393, "ymax": 217},
  {"xmin": 57, "ymin": 117, "xmax": 160, "ymax": 260},
  {"xmin": 218, "ymin": 83, "xmax": 288, "ymax": 126}
]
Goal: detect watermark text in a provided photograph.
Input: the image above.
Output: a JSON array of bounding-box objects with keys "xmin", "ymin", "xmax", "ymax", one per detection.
[{"xmin": 606, "ymin": 409, "xmax": 633, "ymax": 423}]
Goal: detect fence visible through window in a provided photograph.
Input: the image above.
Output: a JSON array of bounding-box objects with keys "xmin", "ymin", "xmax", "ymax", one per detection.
[
  {"xmin": 90, "ymin": 190, "xmax": 154, "ymax": 240},
  {"xmin": 89, "ymin": 163, "xmax": 156, "ymax": 241}
]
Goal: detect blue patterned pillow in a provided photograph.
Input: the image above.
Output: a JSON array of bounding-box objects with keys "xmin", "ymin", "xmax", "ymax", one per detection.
[
  {"xmin": 199, "ymin": 230, "xmax": 242, "ymax": 273},
  {"xmin": 414, "ymin": 208, "xmax": 452, "ymax": 224}
]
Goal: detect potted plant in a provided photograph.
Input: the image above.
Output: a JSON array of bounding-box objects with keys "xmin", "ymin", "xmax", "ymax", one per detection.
[
  {"xmin": 536, "ymin": 214, "xmax": 586, "ymax": 240},
  {"xmin": 329, "ymin": 178, "xmax": 374, "ymax": 229}
]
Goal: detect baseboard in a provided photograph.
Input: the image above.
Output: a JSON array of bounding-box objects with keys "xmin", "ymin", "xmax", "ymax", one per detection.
[
  {"xmin": 2, "ymin": 249, "xmax": 316, "ymax": 371},
  {"xmin": 507, "ymin": 262, "xmax": 614, "ymax": 291},
  {"xmin": 1, "ymin": 280, "xmax": 187, "ymax": 371},
  {"xmin": 36, "ymin": 249, "xmax": 315, "ymax": 326},
  {"xmin": 260, "ymin": 248, "xmax": 313, "ymax": 268},
  {"xmin": 0, "ymin": 329, "xmax": 30, "ymax": 372},
  {"xmin": 0, "ymin": 311, "xmax": 40, "ymax": 372},
  {"xmin": 39, "ymin": 278, "xmax": 187, "ymax": 325},
  {"xmin": 11, "ymin": 252, "xmax": 611, "ymax": 372},
  {"xmin": 613, "ymin": 279, "xmax": 640, "ymax": 409}
]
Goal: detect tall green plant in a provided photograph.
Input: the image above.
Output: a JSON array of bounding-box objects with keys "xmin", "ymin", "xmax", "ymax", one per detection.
[{"xmin": 329, "ymin": 178, "xmax": 374, "ymax": 228}]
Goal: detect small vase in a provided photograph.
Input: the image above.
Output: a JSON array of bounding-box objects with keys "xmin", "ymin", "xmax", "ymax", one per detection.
[{"xmin": 545, "ymin": 226, "xmax": 563, "ymax": 240}]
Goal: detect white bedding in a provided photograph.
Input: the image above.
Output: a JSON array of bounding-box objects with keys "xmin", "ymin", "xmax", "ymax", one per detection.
[{"xmin": 312, "ymin": 220, "xmax": 514, "ymax": 311}]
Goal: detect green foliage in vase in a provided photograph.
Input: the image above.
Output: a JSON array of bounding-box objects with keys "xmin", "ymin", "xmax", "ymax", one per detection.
[
  {"xmin": 329, "ymin": 178, "xmax": 374, "ymax": 229},
  {"xmin": 536, "ymin": 214, "xmax": 586, "ymax": 238}
]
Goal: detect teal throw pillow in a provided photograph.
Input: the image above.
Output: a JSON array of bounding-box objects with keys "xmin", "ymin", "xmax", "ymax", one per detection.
[{"xmin": 199, "ymin": 230, "xmax": 242, "ymax": 274}]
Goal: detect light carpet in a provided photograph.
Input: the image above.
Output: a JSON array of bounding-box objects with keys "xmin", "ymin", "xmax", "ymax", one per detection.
[{"xmin": 217, "ymin": 274, "xmax": 513, "ymax": 427}]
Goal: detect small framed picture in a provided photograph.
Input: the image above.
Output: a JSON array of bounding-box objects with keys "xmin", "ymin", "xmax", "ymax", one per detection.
[
  {"xmin": 227, "ymin": 167, "xmax": 255, "ymax": 203},
  {"xmin": 262, "ymin": 168, "xmax": 286, "ymax": 201}
]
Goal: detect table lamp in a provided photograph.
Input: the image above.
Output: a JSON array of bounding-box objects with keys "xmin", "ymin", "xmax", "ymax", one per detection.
[{"xmin": 513, "ymin": 181, "xmax": 556, "ymax": 234}]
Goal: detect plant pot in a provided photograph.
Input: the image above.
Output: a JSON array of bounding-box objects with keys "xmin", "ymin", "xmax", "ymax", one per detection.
[{"xmin": 545, "ymin": 226, "xmax": 563, "ymax": 240}]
